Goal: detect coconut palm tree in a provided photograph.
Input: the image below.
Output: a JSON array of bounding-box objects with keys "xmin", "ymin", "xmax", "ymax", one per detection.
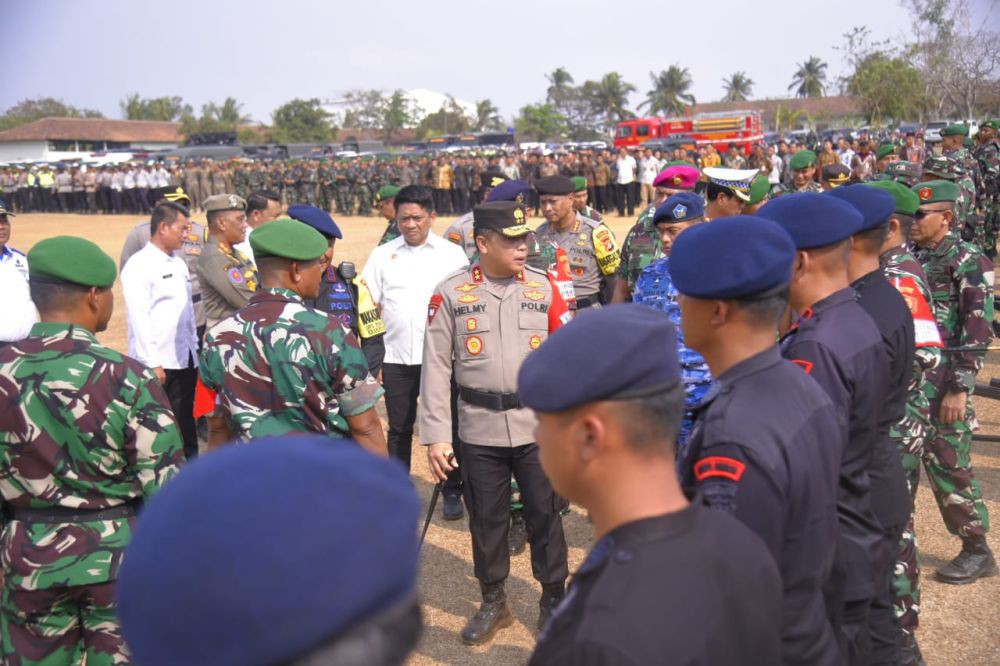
[
  {"xmin": 546, "ymin": 67, "xmax": 575, "ymax": 104},
  {"xmin": 585, "ymin": 72, "xmax": 637, "ymax": 128},
  {"xmin": 473, "ymin": 99, "xmax": 504, "ymax": 131},
  {"xmin": 722, "ymin": 72, "xmax": 754, "ymax": 102},
  {"xmin": 639, "ymin": 65, "xmax": 696, "ymax": 116},
  {"xmin": 788, "ymin": 57, "xmax": 828, "ymax": 98}
]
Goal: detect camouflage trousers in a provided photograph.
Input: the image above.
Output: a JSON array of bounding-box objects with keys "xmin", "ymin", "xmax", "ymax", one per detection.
[
  {"xmin": 357, "ymin": 185, "xmax": 372, "ymax": 216},
  {"xmin": 335, "ymin": 186, "xmax": 353, "ymax": 215},
  {"xmin": 510, "ymin": 479, "xmax": 523, "ymax": 512},
  {"xmin": 985, "ymin": 207, "xmax": 1000, "ymax": 260},
  {"xmin": 1, "ymin": 581, "xmax": 128, "ymax": 665}
]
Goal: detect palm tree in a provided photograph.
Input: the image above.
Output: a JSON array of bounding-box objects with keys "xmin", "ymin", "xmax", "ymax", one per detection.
[
  {"xmin": 546, "ymin": 67, "xmax": 575, "ymax": 104},
  {"xmin": 788, "ymin": 57, "xmax": 828, "ymax": 98},
  {"xmin": 721, "ymin": 72, "xmax": 754, "ymax": 102},
  {"xmin": 204, "ymin": 97, "xmax": 251, "ymax": 125},
  {"xmin": 586, "ymin": 72, "xmax": 637, "ymax": 128},
  {"xmin": 639, "ymin": 65, "xmax": 695, "ymax": 116},
  {"xmin": 473, "ymin": 99, "xmax": 503, "ymax": 131}
]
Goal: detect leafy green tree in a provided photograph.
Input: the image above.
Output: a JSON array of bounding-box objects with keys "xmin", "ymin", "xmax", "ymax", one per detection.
[
  {"xmin": 380, "ymin": 90, "xmax": 419, "ymax": 142},
  {"xmin": 545, "ymin": 67, "xmax": 575, "ymax": 105},
  {"xmin": 270, "ymin": 98, "xmax": 336, "ymax": 143},
  {"xmin": 416, "ymin": 109, "xmax": 471, "ymax": 140},
  {"xmin": 0, "ymin": 97, "xmax": 104, "ymax": 131},
  {"xmin": 341, "ymin": 89, "xmax": 386, "ymax": 130},
  {"xmin": 473, "ymin": 99, "xmax": 504, "ymax": 132},
  {"xmin": 640, "ymin": 66, "xmax": 696, "ymax": 116},
  {"xmin": 788, "ymin": 57, "xmax": 828, "ymax": 98},
  {"xmin": 515, "ymin": 103, "xmax": 567, "ymax": 141},
  {"xmin": 847, "ymin": 53, "xmax": 924, "ymax": 125},
  {"xmin": 120, "ymin": 94, "xmax": 191, "ymax": 121},
  {"xmin": 582, "ymin": 72, "xmax": 637, "ymax": 131},
  {"xmin": 179, "ymin": 97, "xmax": 251, "ymax": 139},
  {"xmin": 721, "ymin": 72, "xmax": 754, "ymax": 102}
]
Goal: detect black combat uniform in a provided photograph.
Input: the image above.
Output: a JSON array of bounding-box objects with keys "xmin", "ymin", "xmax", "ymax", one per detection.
[
  {"xmin": 529, "ymin": 500, "xmax": 782, "ymax": 666},
  {"xmin": 680, "ymin": 346, "xmax": 843, "ymax": 666},
  {"xmin": 780, "ymin": 287, "xmax": 890, "ymax": 665},
  {"xmin": 852, "ymin": 268, "xmax": 916, "ymax": 663}
]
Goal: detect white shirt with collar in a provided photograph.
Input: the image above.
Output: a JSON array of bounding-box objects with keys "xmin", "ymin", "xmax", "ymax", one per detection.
[
  {"xmin": 121, "ymin": 242, "xmax": 198, "ymax": 370},
  {"xmin": 616, "ymin": 155, "xmax": 637, "ymax": 184},
  {"xmin": 361, "ymin": 231, "xmax": 468, "ymax": 365},
  {"xmin": 0, "ymin": 246, "xmax": 39, "ymax": 342}
]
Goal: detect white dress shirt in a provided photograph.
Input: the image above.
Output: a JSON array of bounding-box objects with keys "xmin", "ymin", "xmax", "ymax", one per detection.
[
  {"xmin": 0, "ymin": 246, "xmax": 39, "ymax": 342},
  {"xmin": 616, "ymin": 155, "xmax": 637, "ymax": 184},
  {"xmin": 121, "ymin": 242, "xmax": 198, "ymax": 370},
  {"xmin": 361, "ymin": 232, "xmax": 468, "ymax": 365}
]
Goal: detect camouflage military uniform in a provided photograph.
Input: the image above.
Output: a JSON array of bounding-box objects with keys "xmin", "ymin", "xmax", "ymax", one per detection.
[
  {"xmin": 632, "ymin": 257, "xmax": 714, "ymax": 454},
  {"xmin": 973, "ymin": 139, "xmax": 1000, "ymax": 257},
  {"xmin": 199, "ymin": 287, "xmax": 384, "ymax": 440},
  {"xmin": 770, "ymin": 180, "xmax": 823, "ymax": 197},
  {"xmin": 914, "ymin": 233, "xmax": 994, "ymax": 544},
  {"xmin": 247, "ymin": 165, "xmax": 267, "ymax": 194},
  {"xmin": 926, "ymin": 154, "xmax": 979, "ymax": 245},
  {"xmin": 615, "ymin": 204, "xmax": 661, "ymax": 296},
  {"xmin": 300, "ymin": 164, "xmax": 318, "ymax": 206},
  {"xmin": 379, "ymin": 220, "xmax": 401, "ymax": 246},
  {"xmin": 356, "ymin": 166, "xmax": 373, "ymax": 216},
  {"xmin": 233, "ymin": 165, "xmax": 249, "ymax": 198},
  {"xmin": 0, "ymin": 322, "xmax": 184, "ymax": 665},
  {"xmin": 881, "ymin": 246, "xmax": 942, "ymax": 633}
]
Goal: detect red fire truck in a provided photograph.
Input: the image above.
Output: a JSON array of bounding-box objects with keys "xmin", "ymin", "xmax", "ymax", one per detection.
[{"xmin": 614, "ymin": 110, "xmax": 763, "ymax": 154}]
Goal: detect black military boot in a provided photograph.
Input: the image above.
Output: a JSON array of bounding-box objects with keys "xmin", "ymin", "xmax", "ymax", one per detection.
[
  {"xmin": 537, "ymin": 582, "xmax": 566, "ymax": 632},
  {"xmin": 935, "ymin": 537, "xmax": 999, "ymax": 584},
  {"xmin": 899, "ymin": 630, "xmax": 926, "ymax": 666},
  {"xmin": 460, "ymin": 583, "xmax": 513, "ymax": 646},
  {"xmin": 508, "ymin": 510, "xmax": 528, "ymax": 556}
]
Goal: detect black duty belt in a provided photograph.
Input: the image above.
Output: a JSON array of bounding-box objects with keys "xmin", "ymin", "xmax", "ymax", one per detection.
[
  {"xmin": 2, "ymin": 498, "xmax": 142, "ymax": 524},
  {"xmin": 576, "ymin": 296, "xmax": 596, "ymax": 309},
  {"xmin": 459, "ymin": 386, "xmax": 521, "ymax": 411}
]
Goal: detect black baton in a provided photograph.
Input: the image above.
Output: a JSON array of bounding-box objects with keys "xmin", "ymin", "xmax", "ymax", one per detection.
[{"xmin": 419, "ymin": 451, "xmax": 455, "ymax": 549}]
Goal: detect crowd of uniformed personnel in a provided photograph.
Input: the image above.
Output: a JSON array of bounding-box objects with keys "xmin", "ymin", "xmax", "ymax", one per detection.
[{"xmin": 0, "ymin": 118, "xmax": 997, "ymax": 665}]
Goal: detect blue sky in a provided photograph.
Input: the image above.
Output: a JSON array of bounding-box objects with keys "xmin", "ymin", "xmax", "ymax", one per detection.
[{"xmin": 3, "ymin": 0, "xmax": 994, "ymax": 123}]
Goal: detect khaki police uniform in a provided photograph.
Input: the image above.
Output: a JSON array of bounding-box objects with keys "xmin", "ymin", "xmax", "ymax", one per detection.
[
  {"xmin": 198, "ymin": 240, "xmax": 259, "ymax": 330},
  {"xmin": 534, "ymin": 214, "xmax": 620, "ymax": 307},
  {"xmin": 444, "ymin": 212, "xmax": 477, "ymax": 261},
  {"xmin": 420, "ymin": 263, "xmax": 570, "ymax": 587}
]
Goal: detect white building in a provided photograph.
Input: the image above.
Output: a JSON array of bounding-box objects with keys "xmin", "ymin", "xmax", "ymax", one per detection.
[{"xmin": 0, "ymin": 117, "xmax": 181, "ymax": 163}]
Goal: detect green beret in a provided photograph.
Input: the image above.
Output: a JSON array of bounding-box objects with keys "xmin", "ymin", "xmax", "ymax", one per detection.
[
  {"xmin": 963, "ymin": 137, "xmax": 974, "ymax": 148},
  {"xmin": 789, "ymin": 150, "xmax": 817, "ymax": 171},
  {"xmin": 876, "ymin": 144, "xmax": 897, "ymax": 160},
  {"xmin": 571, "ymin": 176, "xmax": 587, "ymax": 192},
  {"xmin": 661, "ymin": 160, "xmax": 693, "ymax": 168},
  {"xmin": 940, "ymin": 123, "xmax": 969, "ymax": 137},
  {"xmin": 913, "ymin": 180, "xmax": 960, "ymax": 204},
  {"xmin": 982, "ymin": 119, "xmax": 1000, "ymax": 131},
  {"xmin": 375, "ymin": 185, "xmax": 400, "ymax": 203},
  {"xmin": 28, "ymin": 236, "xmax": 116, "ymax": 288},
  {"xmin": 746, "ymin": 174, "xmax": 771, "ymax": 205},
  {"xmin": 249, "ymin": 218, "xmax": 328, "ymax": 261},
  {"xmin": 863, "ymin": 180, "xmax": 920, "ymax": 216}
]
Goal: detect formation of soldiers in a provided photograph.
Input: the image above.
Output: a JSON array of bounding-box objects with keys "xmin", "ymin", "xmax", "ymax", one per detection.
[{"xmin": 0, "ymin": 117, "xmax": 998, "ymax": 665}]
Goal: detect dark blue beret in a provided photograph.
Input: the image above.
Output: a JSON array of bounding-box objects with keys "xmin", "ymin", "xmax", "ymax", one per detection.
[
  {"xmin": 117, "ymin": 436, "xmax": 420, "ymax": 666},
  {"xmin": 486, "ymin": 179, "xmax": 530, "ymax": 203},
  {"xmin": 671, "ymin": 216, "xmax": 795, "ymax": 299},
  {"xmin": 757, "ymin": 192, "xmax": 862, "ymax": 249},
  {"xmin": 824, "ymin": 184, "xmax": 895, "ymax": 233},
  {"xmin": 287, "ymin": 203, "xmax": 343, "ymax": 239},
  {"xmin": 653, "ymin": 192, "xmax": 705, "ymax": 225},
  {"xmin": 518, "ymin": 304, "xmax": 680, "ymax": 412}
]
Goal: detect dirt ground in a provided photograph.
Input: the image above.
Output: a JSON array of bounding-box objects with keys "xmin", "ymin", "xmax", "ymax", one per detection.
[{"xmin": 9, "ymin": 212, "xmax": 1000, "ymax": 665}]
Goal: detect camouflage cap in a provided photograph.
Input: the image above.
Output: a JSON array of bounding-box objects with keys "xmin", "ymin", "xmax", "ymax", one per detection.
[
  {"xmin": 789, "ymin": 150, "xmax": 817, "ymax": 171},
  {"xmin": 922, "ymin": 154, "xmax": 961, "ymax": 181},
  {"xmin": 940, "ymin": 123, "xmax": 970, "ymax": 137},
  {"xmin": 202, "ymin": 193, "xmax": 247, "ymax": 213},
  {"xmin": 883, "ymin": 160, "xmax": 922, "ymax": 187},
  {"xmin": 249, "ymin": 218, "xmax": 328, "ymax": 261},
  {"xmin": 28, "ymin": 236, "xmax": 116, "ymax": 287},
  {"xmin": 913, "ymin": 179, "xmax": 960, "ymax": 204},
  {"xmin": 571, "ymin": 176, "xmax": 587, "ymax": 192},
  {"xmin": 863, "ymin": 180, "xmax": 920, "ymax": 216},
  {"xmin": 375, "ymin": 185, "xmax": 400, "ymax": 203}
]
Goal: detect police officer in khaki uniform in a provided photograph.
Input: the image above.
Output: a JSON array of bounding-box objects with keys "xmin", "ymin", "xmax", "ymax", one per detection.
[
  {"xmin": 534, "ymin": 175, "xmax": 621, "ymax": 309},
  {"xmin": 197, "ymin": 194, "xmax": 258, "ymax": 330},
  {"xmin": 444, "ymin": 171, "xmax": 509, "ymax": 260},
  {"xmin": 420, "ymin": 201, "xmax": 571, "ymax": 647}
]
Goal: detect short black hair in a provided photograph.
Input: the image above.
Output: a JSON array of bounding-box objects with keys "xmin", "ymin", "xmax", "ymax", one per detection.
[
  {"xmin": 733, "ymin": 287, "xmax": 791, "ymax": 328},
  {"xmin": 289, "ymin": 597, "xmax": 421, "ymax": 666},
  {"xmin": 150, "ymin": 202, "xmax": 188, "ymax": 236},
  {"xmin": 853, "ymin": 223, "xmax": 890, "ymax": 252},
  {"xmin": 394, "ymin": 185, "xmax": 435, "ymax": 213},
  {"xmin": 893, "ymin": 213, "xmax": 915, "ymax": 239},
  {"xmin": 246, "ymin": 190, "xmax": 281, "ymax": 216},
  {"xmin": 706, "ymin": 182, "xmax": 736, "ymax": 203},
  {"xmin": 613, "ymin": 382, "xmax": 686, "ymax": 456},
  {"xmin": 29, "ymin": 281, "xmax": 106, "ymax": 314}
]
